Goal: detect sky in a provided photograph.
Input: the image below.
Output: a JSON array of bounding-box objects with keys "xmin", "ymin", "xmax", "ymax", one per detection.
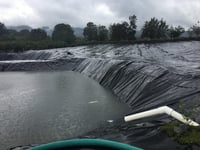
[{"xmin": 0, "ymin": 0, "xmax": 200, "ymax": 29}]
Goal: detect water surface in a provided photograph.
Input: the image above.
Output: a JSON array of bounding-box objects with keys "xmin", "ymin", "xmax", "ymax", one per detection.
[{"xmin": 0, "ymin": 71, "xmax": 130, "ymax": 149}]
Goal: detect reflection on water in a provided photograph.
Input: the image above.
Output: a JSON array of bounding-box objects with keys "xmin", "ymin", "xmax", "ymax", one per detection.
[{"xmin": 0, "ymin": 71, "xmax": 130, "ymax": 149}]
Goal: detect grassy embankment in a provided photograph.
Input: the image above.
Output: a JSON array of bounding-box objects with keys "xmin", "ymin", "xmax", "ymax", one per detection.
[
  {"xmin": 160, "ymin": 103, "xmax": 200, "ymax": 146},
  {"xmin": 0, "ymin": 37, "xmax": 200, "ymax": 53},
  {"xmin": 160, "ymin": 122, "xmax": 200, "ymax": 145}
]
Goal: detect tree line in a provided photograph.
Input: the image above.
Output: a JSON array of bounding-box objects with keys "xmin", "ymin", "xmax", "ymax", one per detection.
[
  {"xmin": 0, "ymin": 23, "xmax": 75, "ymax": 44},
  {"xmin": 0, "ymin": 15, "xmax": 200, "ymax": 52}
]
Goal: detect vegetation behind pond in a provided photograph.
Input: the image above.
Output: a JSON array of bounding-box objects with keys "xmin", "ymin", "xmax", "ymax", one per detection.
[{"xmin": 0, "ymin": 14, "xmax": 200, "ymax": 52}]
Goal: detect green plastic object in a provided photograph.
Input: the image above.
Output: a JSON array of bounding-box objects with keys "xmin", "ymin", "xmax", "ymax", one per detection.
[{"xmin": 29, "ymin": 138, "xmax": 143, "ymax": 150}]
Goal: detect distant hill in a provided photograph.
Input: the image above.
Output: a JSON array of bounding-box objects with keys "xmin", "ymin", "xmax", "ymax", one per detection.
[
  {"xmin": 40, "ymin": 26, "xmax": 53, "ymax": 36},
  {"xmin": 135, "ymin": 30, "xmax": 142, "ymax": 39},
  {"xmin": 7, "ymin": 25, "xmax": 84, "ymax": 38},
  {"xmin": 180, "ymin": 31, "xmax": 190, "ymax": 38},
  {"xmin": 73, "ymin": 27, "xmax": 83, "ymax": 38},
  {"xmin": 7, "ymin": 25, "xmax": 32, "ymax": 32},
  {"xmin": 7, "ymin": 25, "xmax": 53, "ymax": 36}
]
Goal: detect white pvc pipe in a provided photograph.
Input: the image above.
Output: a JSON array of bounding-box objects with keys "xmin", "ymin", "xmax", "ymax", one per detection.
[{"xmin": 124, "ymin": 106, "xmax": 199, "ymax": 126}]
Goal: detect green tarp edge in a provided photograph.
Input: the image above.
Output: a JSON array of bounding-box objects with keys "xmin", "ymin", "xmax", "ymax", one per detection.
[{"xmin": 29, "ymin": 139, "xmax": 143, "ymax": 150}]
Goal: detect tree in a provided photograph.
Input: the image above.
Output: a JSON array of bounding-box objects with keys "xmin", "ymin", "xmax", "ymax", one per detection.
[
  {"xmin": 0, "ymin": 22, "xmax": 8, "ymax": 36},
  {"xmin": 18, "ymin": 29, "xmax": 30, "ymax": 40},
  {"xmin": 52, "ymin": 23, "xmax": 75, "ymax": 43},
  {"xmin": 109, "ymin": 15, "xmax": 137, "ymax": 41},
  {"xmin": 189, "ymin": 21, "xmax": 200, "ymax": 37},
  {"xmin": 169, "ymin": 26, "xmax": 185, "ymax": 38},
  {"xmin": 29, "ymin": 29, "xmax": 47, "ymax": 41},
  {"xmin": 83, "ymin": 22, "xmax": 98, "ymax": 41},
  {"xmin": 0, "ymin": 23, "xmax": 14, "ymax": 41},
  {"xmin": 6, "ymin": 29, "xmax": 18, "ymax": 40},
  {"xmin": 19, "ymin": 29, "xmax": 30, "ymax": 37},
  {"xmin": 98, "ymin": 25, "xmax": 108, "ymax": 41},
  {"xmin": 129, "ymin": 15, "xmax": 137, "ymax": 30},
  {"xmin": 109, "ymin": 22, "xmax": 129, "ymax": 41},
  {"xmin": 128, "ymin": 15, "xmax": 137, "ymax": 40},
  {"xmin": 141, "ymin": 18, "xmax": 169, "ymax": 39}
]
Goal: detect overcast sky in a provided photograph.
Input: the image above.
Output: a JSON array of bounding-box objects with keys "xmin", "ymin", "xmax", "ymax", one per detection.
[{"xmin": 0, "ymin": 0, "xmax": 200, "ymax": 29}]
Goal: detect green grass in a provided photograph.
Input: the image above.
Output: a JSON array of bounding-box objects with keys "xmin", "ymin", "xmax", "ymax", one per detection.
[{"xmin": 160, "ymin": 122, "xmax": 200, "ymax": 145}]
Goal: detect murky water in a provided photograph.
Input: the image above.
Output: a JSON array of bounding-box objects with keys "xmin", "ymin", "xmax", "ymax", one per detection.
[{"xmin": 0, "ymin": 71, "xmax": 130, "ymax": 149}]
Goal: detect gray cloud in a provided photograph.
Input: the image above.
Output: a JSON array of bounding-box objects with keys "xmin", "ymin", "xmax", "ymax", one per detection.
[{"xmin": 0, "ymin": 0, "xmax": 200, "ymax": 29}]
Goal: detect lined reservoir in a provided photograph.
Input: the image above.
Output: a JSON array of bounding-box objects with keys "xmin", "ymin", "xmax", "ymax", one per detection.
[
  {"xmin": 0, "ymin": 71, "xmax": 130, "ymax": 149},
  {"xmin": 1, "ymin": 42, "xmax": 200, "ymax": 149}
]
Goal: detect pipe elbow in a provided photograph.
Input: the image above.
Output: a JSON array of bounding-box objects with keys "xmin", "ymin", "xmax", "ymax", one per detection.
[{"xmin": 160, "ymin": 106, "xmax": 174, "ymax": 115}]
